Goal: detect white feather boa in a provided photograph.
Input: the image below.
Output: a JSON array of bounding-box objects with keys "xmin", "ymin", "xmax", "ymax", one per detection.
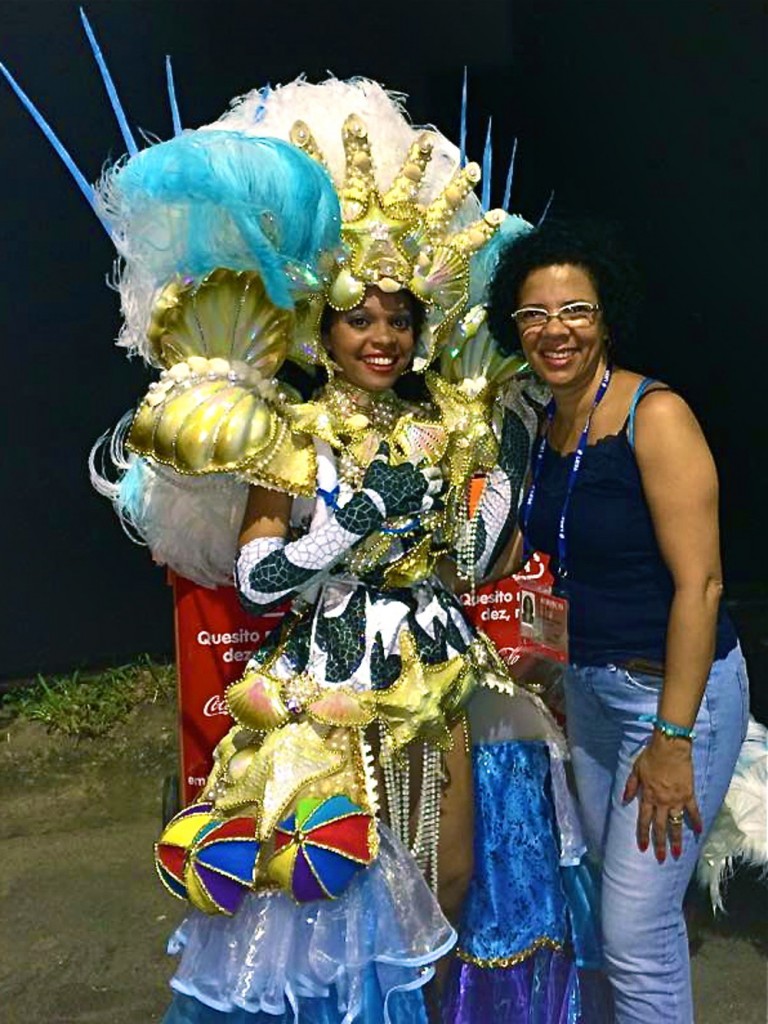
[{"xmin": 696, "ymin": 716, "xmax": 768, "ymax": 911}]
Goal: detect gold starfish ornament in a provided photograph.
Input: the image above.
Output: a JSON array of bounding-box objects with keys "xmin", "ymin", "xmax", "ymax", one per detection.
[{"xmin": 290, "ymin": 114, "xmax": 508, "ymax": 371}]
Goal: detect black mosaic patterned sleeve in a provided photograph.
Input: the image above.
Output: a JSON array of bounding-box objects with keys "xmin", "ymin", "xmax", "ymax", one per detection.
[
  {"xmin": 234, "ymin": 492, "xmax": 383, "ymax": 613},
  {"xmin": 472, "ymin": 391, "xmax": 538, "ymax": 580},
  {"xmin": 235, "ymin": 454, "xmax": 441, "ymax": 612}
]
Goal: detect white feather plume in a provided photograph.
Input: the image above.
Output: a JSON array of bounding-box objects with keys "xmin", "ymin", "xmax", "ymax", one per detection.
[
  {"xmin": 123, "ymin": 464, "xmax": 248, "ymax": 588},
  {"xmin": 90, "ymin": 421, "xmax": 247, "ymax": 587},
  {"xmin": 210, "ymin": 77, "xmax": 482, "ymax": 228},
  {"xmin": 696, "ymin": 716, "xmax": 768, "ymax": 912}
]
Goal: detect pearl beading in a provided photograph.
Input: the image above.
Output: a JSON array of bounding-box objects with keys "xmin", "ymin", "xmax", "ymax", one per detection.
[{"xmin": 380, "ymin": 722, "xmax": 443, "ymax": 895}]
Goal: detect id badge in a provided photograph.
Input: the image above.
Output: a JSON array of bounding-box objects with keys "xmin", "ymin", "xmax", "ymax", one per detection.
[
  {"xmin": 460, "ymin": 551, "xmax": 570, "ymax": 699},
  {"xmin": 518, "ymin": 585, "xmax": 569, "ymax": 661},
  {"xmin": 504, "ymin": 553, "xmax": 570, "ymax": 700}
]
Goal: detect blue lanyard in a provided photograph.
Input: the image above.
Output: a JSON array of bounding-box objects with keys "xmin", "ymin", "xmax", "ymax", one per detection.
[{"xmin": 521, "ymin": 366, "xmax": 612, "ymax": 577}]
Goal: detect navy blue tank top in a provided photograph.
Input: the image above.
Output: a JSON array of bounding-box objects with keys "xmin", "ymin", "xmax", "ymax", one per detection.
[{"xmin": 521, "ymin": 393, "xmax": 737, "ymax": 666}]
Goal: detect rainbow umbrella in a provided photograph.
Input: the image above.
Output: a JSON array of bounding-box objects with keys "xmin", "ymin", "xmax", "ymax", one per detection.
[
  {"xmin": 155, "ymin": 802, "xmax": 215, "ymax": 902},
  {"xmin": 268, "ymin": 794, "xmax": 376, "ymax": 903},
  {"xmin": 155, "ymin": 803, "xmax": 261, "ymax": 915},
  {"xmin": 185, "ymin": 816, "xmax": 261, "ymax": 915}
]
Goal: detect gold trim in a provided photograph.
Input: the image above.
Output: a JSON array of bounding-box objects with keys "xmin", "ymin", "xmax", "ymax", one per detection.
[{"xmin": 456, "ymin": 935, "xmax": 566, "ymax": 969}]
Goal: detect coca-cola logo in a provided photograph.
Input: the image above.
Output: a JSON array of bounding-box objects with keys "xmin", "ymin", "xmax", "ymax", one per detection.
[
  {"xmin": 514, "ymin": 552, "xmax": 549, "ymax": 583},
  {"xmin": 497, "ymin": 647, "xmax": 522, "ymax": 666},
  {"xmin": 203, "ymin": 695, "xmax": 230, "ymax": 718}
]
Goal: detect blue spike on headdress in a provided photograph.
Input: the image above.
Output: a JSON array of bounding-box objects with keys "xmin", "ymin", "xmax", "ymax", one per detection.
[
  {"xmin": 537, "ymin": 188, "xmax": 555, "ymax": 226},
  {"xmin": 459, "ymin": 67, "xmax": 468, "ymax": 169},
  {"xmin": 0, "ymin": 59, "xmax": 110, "ymax": 234},
  {"xmin": 253, "ymin": 85, "xmax": 272, "ymax": 125},
  {"xmin": 502, "ymin": 138, "xmax": 518, "ymax": 211},
  {"xmin": 79, "ymin": 7, "xmax": 138, "ymax": 156},
  {"xmin": 481, "ymin": 117, "xmax": 493, "ymax": 211},
  {"xmin": 165, "ymin": 56, "xmax": 182, "ymax": 137}
]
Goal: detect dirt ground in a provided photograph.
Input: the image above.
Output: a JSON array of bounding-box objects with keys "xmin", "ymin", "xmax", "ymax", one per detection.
[{"xmin": 1, "ymin": 699, "xmax": 765, "ymax": 1024}]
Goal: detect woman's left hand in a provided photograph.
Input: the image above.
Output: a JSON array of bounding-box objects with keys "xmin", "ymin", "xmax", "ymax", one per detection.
[{"xmin": 623, "ymin": 734, "xmax": 703, "ymax": 861}]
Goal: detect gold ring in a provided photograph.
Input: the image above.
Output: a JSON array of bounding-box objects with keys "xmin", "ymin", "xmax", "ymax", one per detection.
[{"xmin": 668, "ymin": 812, "xmax": 685, "ymax": 825}]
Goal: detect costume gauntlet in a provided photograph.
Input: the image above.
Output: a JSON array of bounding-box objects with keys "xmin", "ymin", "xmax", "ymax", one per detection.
[{"xmin": 236, "ymin": 448, "xmax": 443, "ymax": 612}]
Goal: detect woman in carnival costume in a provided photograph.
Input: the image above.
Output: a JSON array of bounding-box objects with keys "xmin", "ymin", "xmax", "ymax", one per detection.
[
  {"xmin": 137, "ymin": 80, "xmax": 598, "ymax": 1024},
  {"xmin": 2, "ymin": 25, "xmax": 605, "ymax": 1022}
]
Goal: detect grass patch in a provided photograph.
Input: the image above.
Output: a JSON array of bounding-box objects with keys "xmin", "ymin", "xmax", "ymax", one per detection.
[{"xmin": 0, "ymin": 656, "xmax": 176, "ymax": 738}]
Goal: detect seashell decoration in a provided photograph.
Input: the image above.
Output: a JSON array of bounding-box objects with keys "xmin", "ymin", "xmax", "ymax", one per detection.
[
  {"xmin": 126, "ymin": 267, "xmax": 316, "ymax": 490},
  {"xmin": 146, "ymin": 268, "xmax": 292, "ymax": 375}
]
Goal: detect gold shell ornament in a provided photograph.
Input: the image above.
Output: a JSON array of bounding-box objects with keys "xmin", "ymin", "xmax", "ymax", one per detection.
[
  {"xmin": 388, "ymin": 415, "xmax": 449, "ymax": 468},
  {"xmin": 146, "ymin": 268, "xmax": 292, "ymax": 372},
  {"xmin": 127, "ymin": 269, "xmax": 317, "ymax": 494},
  {"xmin": 226, "ymin": 663, "xmax": 292, "ymax": 732},
  {"xmin": 426, "ymin": 372, "xmax": 500, "ymax": 488},
  {"xmin": 290, "ymin": 114, "xmax": 508, "ymax": 370},
  {"xmin": 440, "ymin": 304, "xmax": 526, "ymax": 393}
]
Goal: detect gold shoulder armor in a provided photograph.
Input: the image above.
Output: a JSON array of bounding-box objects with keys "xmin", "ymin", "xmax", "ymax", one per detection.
[{"xmin": 126, "ymin": 268, "xmax": 317, "ymax": 497}]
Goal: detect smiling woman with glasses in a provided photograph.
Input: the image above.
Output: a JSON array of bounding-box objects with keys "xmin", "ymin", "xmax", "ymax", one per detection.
[{"xmin": 482, "ymin": 218, "xmax": 750, "ymax": 1024}]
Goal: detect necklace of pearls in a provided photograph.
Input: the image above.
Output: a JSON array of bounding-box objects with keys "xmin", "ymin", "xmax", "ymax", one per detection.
[
  {"xmin": 318, "ymin": 377, "xmax": 407, "ymax": 486},
  {"xmin": 380, "ymin": 723, "xmax": 444, "ymax": 894}
]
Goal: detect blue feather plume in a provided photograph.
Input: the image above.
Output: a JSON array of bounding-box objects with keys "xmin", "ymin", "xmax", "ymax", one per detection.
[
  {"xmin": 537, "ymin": 188, "xmax": 555, "ymax": 226},
  {"xmin": 502, "ymin": 138, "xmax": 518, "ymax": 211},
  {"xmin": 165, "ymin": 56, "xmax": 183, "ymax": 137},
  {"xmin": 459, "ymin": 68, "xmax": 468, "ymax": 169},
  {"xmin": 0, "ymin": 58, "xmax": 110, "ymax": 233},
  {"xmin": 481, "ymin": 117, "xmax": 493, "ymax": 211},
  {"xmin": 103, "ymin": 131, "xmax": 340, "ymax": 308}
]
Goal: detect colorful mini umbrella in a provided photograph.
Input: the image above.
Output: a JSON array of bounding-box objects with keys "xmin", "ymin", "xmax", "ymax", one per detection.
[
  {"xmin": 155, "ymin": 802, "xmax": 261, "ymax": 915},
  {"xmin": 185, "ymin": 816, "xmax": 261, "ymax": 915},
  {"xmin": 268, "ymin": 794, "xmax": 376, "ymax": 903},
  {"xmin": 155, "ymin": 802, "xmax": 216, "ymax": 902}
]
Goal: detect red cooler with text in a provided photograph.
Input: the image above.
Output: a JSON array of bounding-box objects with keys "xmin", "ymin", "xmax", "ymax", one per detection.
[
  {"xmin": 171, "ymin": 573, "xmax": 288, "ymax": 806},
  {"xmin": 460, "ymin": 552, "xmax": 568, "ymax": 697}
]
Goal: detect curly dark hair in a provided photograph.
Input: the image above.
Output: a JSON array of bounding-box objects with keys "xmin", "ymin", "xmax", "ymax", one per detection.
[{"xmin": 486, "ymin": 218, "xmax": 641, "ymax": 357}]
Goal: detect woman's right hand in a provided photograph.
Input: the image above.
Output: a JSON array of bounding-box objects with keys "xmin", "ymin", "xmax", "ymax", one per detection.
[
  {"xmin": 624, "ymin": 732, "xmax": 703, "ymax": 861},
  {"xmin": 361, "ymin": 442, "xmax": 444, "ymax": 520}
]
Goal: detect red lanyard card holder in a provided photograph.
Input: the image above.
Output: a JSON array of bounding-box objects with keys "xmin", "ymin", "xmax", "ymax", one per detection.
[{"xmin": 461, "ymin": 551, "xmax": 569, "ymax": 704}]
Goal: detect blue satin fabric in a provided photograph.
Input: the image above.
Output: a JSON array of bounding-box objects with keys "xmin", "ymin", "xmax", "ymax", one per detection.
[
  {"xmin": 458, "ymin": 741, "xmax": 570, "ymax": 962},
  {"xmin": 560, "ymin": 861, "xmax": 602, "ymax": 970},
  {"xmin": 163, "ymin": 970, "xmax": 428, "ymax": 1024}
]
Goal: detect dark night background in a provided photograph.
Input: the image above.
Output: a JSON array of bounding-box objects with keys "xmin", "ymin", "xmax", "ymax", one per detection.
[{"xmin": 1, "ymin": 0, "xmax": 766, "ymax": 685}]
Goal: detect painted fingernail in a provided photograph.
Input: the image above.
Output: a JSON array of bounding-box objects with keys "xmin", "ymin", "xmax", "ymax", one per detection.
[
  {"xmin": 693, "ymin": 822, "xmax": 703, "ymax": 835},
  {"xmin": 638, "ymin": 840, "xmax": 648, "ymax": 852},
  {"xmin": 656, "ymin": 849, "xmax": 666, "ymax": 863},
  {"xmin": 671, "ymin": 844, "xmax": 682, "ymax": 859}
]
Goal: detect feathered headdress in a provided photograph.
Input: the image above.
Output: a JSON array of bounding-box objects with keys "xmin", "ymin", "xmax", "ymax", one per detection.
[
  {"xmin": 209, "ymin": 77, "xmax": 514, "ymax": 372},
  {"xmin": 2, "ymin": 14, "xmax": 530, "ymax": 584}
]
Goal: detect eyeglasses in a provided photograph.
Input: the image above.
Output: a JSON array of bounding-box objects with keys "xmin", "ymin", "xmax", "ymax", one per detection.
[{"xmin": 511, "ymin": 301, "xmax": 600, "ymax": 333}]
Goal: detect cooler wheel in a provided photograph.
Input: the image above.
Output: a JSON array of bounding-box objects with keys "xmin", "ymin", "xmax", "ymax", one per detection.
[{"xmin": 162, "ymin": 772, "xmax": 181, "ymax": 825}]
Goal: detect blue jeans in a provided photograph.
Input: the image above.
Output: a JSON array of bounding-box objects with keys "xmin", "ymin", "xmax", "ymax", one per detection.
[{"xmin": 563, "ymin": 645, "xmax": 749, "ymax": 1024}]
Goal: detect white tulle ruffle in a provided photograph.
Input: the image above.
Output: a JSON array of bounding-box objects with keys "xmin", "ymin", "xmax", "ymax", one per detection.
[{"xmin": 166, "ymin": 825, "xmax": 455, "ymax": 1022}]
